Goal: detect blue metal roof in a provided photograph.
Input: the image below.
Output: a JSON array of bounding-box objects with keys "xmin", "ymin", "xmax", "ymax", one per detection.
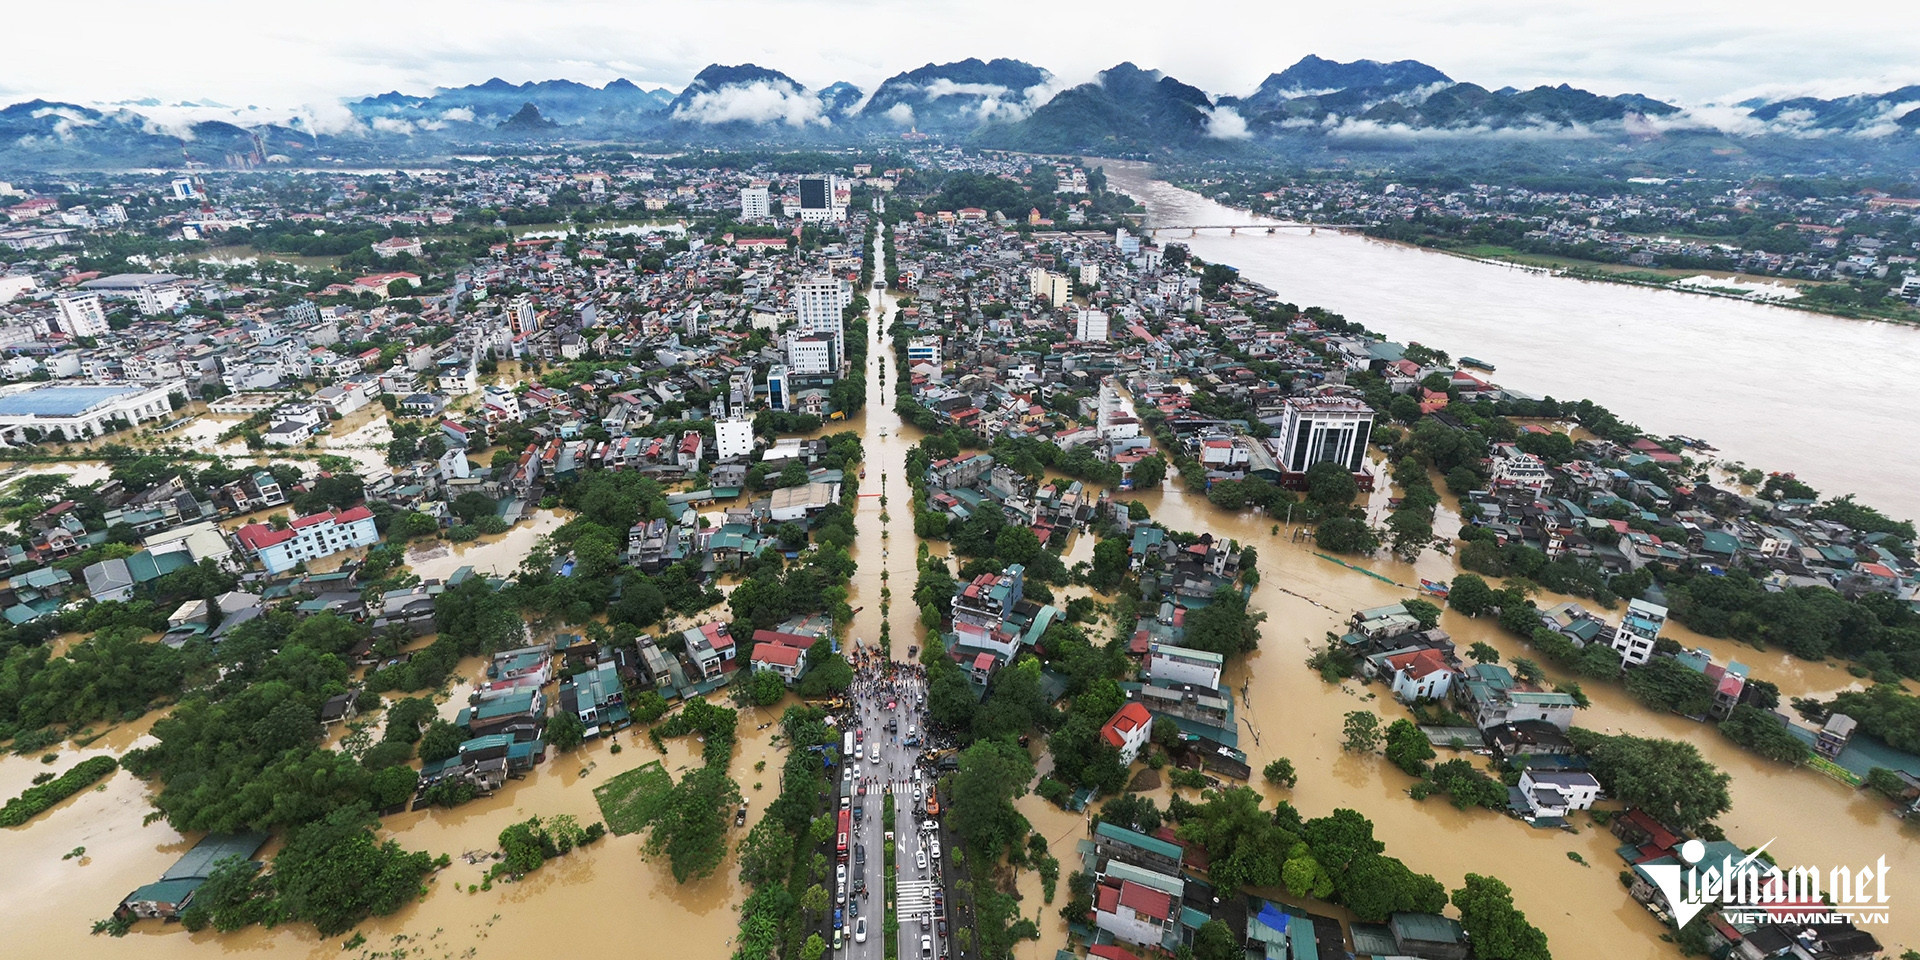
[{"xmin": 0, "ymin": 385, "xmax": 150, "ymax": 416}]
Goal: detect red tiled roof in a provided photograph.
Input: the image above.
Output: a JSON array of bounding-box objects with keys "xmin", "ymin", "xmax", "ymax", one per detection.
[
  {"xmin": 1386, "ymin": 648, "xmax": 1453, "ymax": 679},
  {"xmin": 1116, "ymin": 880, "xmax": 1172, "ymax": 921},
  {"xmin": 751, "ymin": 643, "xmax": 803, "ymax": 668},
  {"xmin": 751, "ymin": 630, "xmax": 819, "ymax": 650},
  {"xmin": 1101, "ymin": 702, "xmax": 1152, "ymax": 748}
]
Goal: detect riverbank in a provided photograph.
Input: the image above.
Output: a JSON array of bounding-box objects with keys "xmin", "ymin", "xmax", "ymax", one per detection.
[
  {"xmin": 1098, "ymin": 162, "xmax": 1920, "ymax": 521},
  {"xmin": 1147, "ymin": 167, "xmax": 1920, "ymax": 329},
  {"xmin": 1390, "ymin": 236, "xmax": 1920, "ymax": 328}
]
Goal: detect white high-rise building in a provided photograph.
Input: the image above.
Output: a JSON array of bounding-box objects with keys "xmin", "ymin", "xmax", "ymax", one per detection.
[
  {"xmin": 54, "ymin": 293, "xmax": 109, "ymax": 338},
  {"xmin": 1274, "ymin": 395, "xmax": 1374, "ymax": 475},
  {"xmin": 792, "ymin": 276, "xmax": 849, "ymax": 372},
  {"xmin": 740, "ymin": 185, "xmax": 770, "ymax": 220},
  {"xmin": 1028, "ymin": 268, "xmax": 1070, "ymax": 308},
  {"xmin": 509, "ymin": 294, "xmax": 538, "ymax": 334},
  {"xmin": 714, "ymin": 417, "xmax": 754, "ymax": 462},
  {"xmin": 797, "ymin": 175, "xmax": 846, "ymax": 223},
  {"xmin": 1611, "ymin": 599, "xmax": 1668, "ymax": 667},
  {"xmin": 1076, "ymin": 309, "xmax": 1109, "ymax": 342},
  {"xmin": 785, "ymin": 336, "xmax": 834, "ymax": 376}
]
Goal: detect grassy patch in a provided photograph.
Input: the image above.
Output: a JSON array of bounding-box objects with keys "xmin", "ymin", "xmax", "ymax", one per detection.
[{"xmin": 592, "ymin": 759, "xmax": 673, "ymax": 835}]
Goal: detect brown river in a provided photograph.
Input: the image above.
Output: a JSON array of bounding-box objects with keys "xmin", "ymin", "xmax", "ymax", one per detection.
[
  {"xmin": 1102, "ymin": 162, "xmax": 1920, "ymax": 523},
  {"xmin": 5, "ymin": 209, "xmax": 1916, "ymax": 959}
]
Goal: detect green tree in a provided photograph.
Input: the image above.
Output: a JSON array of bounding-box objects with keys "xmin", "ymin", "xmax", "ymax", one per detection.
[
  {"xmin": 1262, "ymin": 757, "xmax": 1297, "ymax": 788},
  {"xmin": 1451, "ymin": 874, "xmax": 1552, "ymax": 960},
  {"xmin": 947, "ymin": 739, "xmax": 1036, "ymax": 853},
  {"xmin": 270, "ymin": 804, "xmax": 435, "ymax": 936},
  {"xmin": 802, "ymin": 933, "xmax": 827, "ymax": 960},
  {"xmin": 1130, "ymin": 454, "xmax": 1168, "ymax": 490},
  {"xmin": 1401, "ymin": 598, "xmax": 1442, "ymax": 630},
  {"xmin": 1315, "ymin": 516, "xmax": 1379, "ymax": 555},
  {"xmin": 746, "ymin": 669, "xmax": 788, "ymax": 706},
  {"xmin": 1384, "ymin": 719, "xmax": 1435, "ymax": 775},
  {"xmin": 1342, "ymin": 711, "xmax": 1382, "ymax": 753},
  {"xmin": 1573, "ymin": 730, "xmax": 1730, "ymax": 832},
  {"xmin": 419, "ymin": 719, "xmax": 463, "ymax": 763},
  {"xmin": 1192, "ymin": 919, "xmax": 1237, "ymax": 960},
  {"xmin": 1305, "ymin": 461, "xmax": 1359, "ymax": 508},
  {"xmin": 1718, "ymin": 705, "xmax": 1812, "ymax": 764},
  {"xmin": 547, "ymin": 711, "xmax": 587, "ymax": 751},
  {"xmin": 1468, "ymin": 642, "xmax": 1501, "ymax": 664},
  {"xmin": 1446, "ymin": 573, "xmax": 1497, "ymax": 616}
]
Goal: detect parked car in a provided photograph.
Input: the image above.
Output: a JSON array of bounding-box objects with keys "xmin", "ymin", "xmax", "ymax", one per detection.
[
  {"xmin": 930, "ymin": 838, "xmax": 941, "ymax": 860},
  {"xmin": 916, "ymin": 847, "xmax": 928, "ymax": 870},
  {"xmin": 856, "ymin": 843, "xmax": 866, "ymax": 866}
]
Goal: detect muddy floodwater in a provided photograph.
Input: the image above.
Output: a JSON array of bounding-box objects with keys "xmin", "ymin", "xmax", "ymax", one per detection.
[
  {"xmin": 8, "ymin": 218, "xmax": 1918, "ymax": 960},
  {"xmin": 1104, "ymin": 163, "xmax": 1920, "ymax": 521}
]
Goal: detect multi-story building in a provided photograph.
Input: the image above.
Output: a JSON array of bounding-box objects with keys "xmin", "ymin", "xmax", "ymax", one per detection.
[
  {"xmin": 796, "ymin": 175, "xmax": 845, "ymax": 222},
  {"xmin": 1611, "ymin": 599, "xmax": 1668, "ymax": 666},
  {"xmin": 1145, "ymin": 643, "xmax": 1223, "ymax": 689},
  {"xmin": 739, "ymin": 185, "xmax": 770, "ymax": 220},
  {"xmin": 792, "ymin": 276, "xmax": 849, "ymax": 371},
  {"xmin": 714, "ymin": 417, "xmax": 753, "ymax": 462},
  {"xmin": 1076, "ymin": 308, "xmax": 1109, "ymax": 342},
  {"xmin": 509, "ymin": 294, "xmax": 538, "ymax": 334},
  {"xmin": 54, "ymin": 293, "xmax": 110, "ymax": 338},
  {"xmin": 234, "ymin": 505, "xmax": 379, "ymax": 574},
  {"xmin": 906, "ymin": 336, "xmax": 942, "ymax": 375},
  {"xmin": 953, "ymin": 563, "xmax": 1024, "ymax": 630},
  {"xmin": 765, "ymin": 363, "xmax": 789, "ymax": 412},
  {"xmin": 785, "ymin": 335, "xmax": 834, "ymax": 376},
  {"xmin": 1028, "ymin": 268, "xmax": 1071, "ymax": 307},
  {"xmin": 1273, "ymin": 394, "xmax": 1374, "ymax": 475}
]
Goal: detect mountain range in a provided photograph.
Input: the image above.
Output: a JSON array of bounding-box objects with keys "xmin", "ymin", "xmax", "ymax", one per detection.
[{"xmin": 4, "ymin": 56, "xmax": 1920, "ymax": 170}]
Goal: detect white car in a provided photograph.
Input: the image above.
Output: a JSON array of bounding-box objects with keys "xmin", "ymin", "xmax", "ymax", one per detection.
[
  {"xmin": 931, "ymin": 838, "xmax": 941, "ymax": 860},
  {"xmin": 911, "ymin": 784, "xmax": 923, "ymax": 802},
  {"xmin": 916, "ymin": 847, "xmax": 928, "ymax": 870},
  {"xmin": 856, "ymin": 918, "xmax": 868, "ymax": 943},
  {"xmin": 921, "ymin": 934, "xmax": 933, "ymax": 958},
  {"xmin": 870, "ymin": 745, "xmax": 880, "ymax": 763}
]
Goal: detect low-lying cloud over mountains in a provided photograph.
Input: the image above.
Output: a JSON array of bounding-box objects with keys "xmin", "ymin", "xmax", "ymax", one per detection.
[{"xmin": 6, "ymin": 55, "xmax": 1920, "ymax": 169}]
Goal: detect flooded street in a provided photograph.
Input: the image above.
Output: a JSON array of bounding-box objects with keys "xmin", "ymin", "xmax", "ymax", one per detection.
[
  {"xmin": 6, "ymin": 696, "xmax": 792, "ymax": 960},
  {"xmin": 1103, "ymin": 163, "xmax": 1920, "ymax": 521},
  {"xmin": 10, "ymin": 205, "xmax": 1917, "ymax": 960}
]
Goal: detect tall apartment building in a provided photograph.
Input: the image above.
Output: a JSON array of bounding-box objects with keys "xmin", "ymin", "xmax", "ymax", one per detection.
[
  {"xmin": 1029, "ymin": 268, "xmax": 1071, "ymax": 308},
  {"xmin": 509, "ymin": 294, "xmax": 538, "ymax": 334},
  {"xmin": 54, "ymin": 293, "xmax": 110, "ymax": 338},
  {"xmin": 1076, "ymin": 308, "xmax": 1109, "ymax": 342},
  {"xmin": 792, "ymin": 276, "xmax": 849, "ymax": 372},
  {"xmin": 797, "ymin": 175, "xmax": 846, "ymax": 223},
  {"xmin": 739, "ymin": 185, "xmax": 771, "ymax": 220},
  {"xmin": 1274, "ymin": 395, "xmax": 1374, "ymax": 475}
]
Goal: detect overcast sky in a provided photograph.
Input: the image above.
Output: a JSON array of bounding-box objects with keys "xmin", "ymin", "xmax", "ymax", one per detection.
[{"xmin": 8, "ymin": 0, "xmax": 1917, "ymax": 114}]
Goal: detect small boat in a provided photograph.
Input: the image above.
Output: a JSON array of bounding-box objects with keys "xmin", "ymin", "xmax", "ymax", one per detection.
[
  {"xmin": 1459, "ymin": 357, "xmax": 1496, "ymax": 372},
  {"xmin": 1420, "ymin": 579, "xmax": 1451, "ymax": 598}
]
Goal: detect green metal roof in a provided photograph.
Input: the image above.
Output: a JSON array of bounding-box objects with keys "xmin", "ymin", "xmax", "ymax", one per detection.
[
  {"xmin": 1390, "ymin": 912, "xmax": 1465, "ymax": 944},
  {"xmin": 1093, "ymin": 821, "xmax": 1182, "ymax": 862}
]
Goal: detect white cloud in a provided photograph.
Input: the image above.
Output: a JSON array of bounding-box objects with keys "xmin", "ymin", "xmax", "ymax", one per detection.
[
  {"xmin": 1201, "ymin": 105, "xmax": 1251, "ymax": 139},
  {"xmin": 440, "ymin": 106, "xmax": 476, "ymax": 122},
  {"xmin": 884, "ymin": 102, "xmax": 915, "ymax": 125},
  {"xmin": 922, "ymin": 79, "xmax": 1010, "ymax": 100},
  {"xmin": 1320, "ymin": 114, "xmax": 1603, "ymax": 140},
  {"xmin": 673, "ymin": 80, "xmax": 827, "ymax": 127},
  {"xmin": 370, "ymin": 116, "xmax": 415, "ymax": 134},
  {"xmin": 30, "ymin": 105, "xmax": 99, "ymax": 141}
]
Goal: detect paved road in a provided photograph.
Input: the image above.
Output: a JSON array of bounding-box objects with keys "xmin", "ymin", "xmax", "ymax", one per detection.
[{"xmin": 837, "ymin": 656, "xmax": 940, "ymax": 960}]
